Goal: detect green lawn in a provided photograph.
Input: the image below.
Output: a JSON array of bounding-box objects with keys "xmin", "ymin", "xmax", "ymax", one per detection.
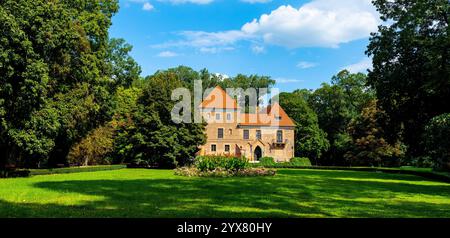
[{"xmin": 0, "ymin": 168, "xmax": 449, "ymax": 218}]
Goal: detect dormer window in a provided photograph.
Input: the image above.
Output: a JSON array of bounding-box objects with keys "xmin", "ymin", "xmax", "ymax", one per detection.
[{"xmin": 275, "ymin": 116, "xmax": 282, "ymax": 121}]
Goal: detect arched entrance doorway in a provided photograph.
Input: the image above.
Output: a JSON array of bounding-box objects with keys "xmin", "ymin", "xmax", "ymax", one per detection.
[{"xmin": 254, "ymin": 146, "xmax": 262, "ymax": 161}]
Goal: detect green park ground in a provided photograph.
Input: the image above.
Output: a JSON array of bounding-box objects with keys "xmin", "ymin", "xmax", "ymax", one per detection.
[{"xmin": 0, "ymin": 168, "xmax": 449, "ymax": 218}]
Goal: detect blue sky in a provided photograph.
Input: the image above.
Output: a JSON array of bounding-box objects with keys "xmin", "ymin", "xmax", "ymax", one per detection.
[{"xmin": 109, "ymin": 0, "xmax": 380, "ymax": 91}]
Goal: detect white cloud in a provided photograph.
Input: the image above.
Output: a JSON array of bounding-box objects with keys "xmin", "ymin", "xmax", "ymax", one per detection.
[
  {"xmin": 296, "ymin": 61, "xmax": 317, "ymax": 69},
  {"xmin": 241, "ymin": 0, "xmax": 272, "ymax": 3},
  {"xmin": 153, "ymin": 0, "xmax": 380, "ymax": 53},
  {"xmin": 157, "ymin": 51, "xmax": 179, "ymax": 57},
  {"xmin": 242, "ymin": 0, "xmax": 380, "ymax": 48},
  {"xmin": 275, "ymin": 77, "xmax": 304, "ymax": 83},
  {"xmin": 251, "ymin": 45, "xmax": 265, "ymax": 54},
  {"xmin": 152, "ymin": 30, "xmax": 252, "ymax": 53},
  {"xmin": 142, "ymin": 2, "xmax": 155, "ymax": 11},
  {"xmin": 342, "ymin": 58, "xmax": 373, "ymax": 73},
  {"xmin": 214, "ymin": 73, "xmax": 230, "ymax": 80}
]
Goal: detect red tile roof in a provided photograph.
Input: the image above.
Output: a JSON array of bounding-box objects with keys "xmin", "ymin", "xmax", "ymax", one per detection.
[{"xmin": 200, "ymin": 86, "xmax": 295, "ymax": 127}]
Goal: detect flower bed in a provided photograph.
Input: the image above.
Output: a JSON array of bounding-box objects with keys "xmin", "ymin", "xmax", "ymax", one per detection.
[{"xmin": 174, "ymin": 167, "xmax": 276, "ymax": 177}]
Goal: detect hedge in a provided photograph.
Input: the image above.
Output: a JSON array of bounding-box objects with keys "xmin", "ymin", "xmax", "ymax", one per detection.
[
  {"xmin": 28, "ymin": 164, "xmax": 127, "ymax": 176},
  {"xmin": 1, "ymin": 165, "xmax": 127, "ymax": 178}
]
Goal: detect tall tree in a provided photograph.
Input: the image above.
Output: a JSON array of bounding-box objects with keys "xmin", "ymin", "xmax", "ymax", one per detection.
[
  {"xmin": 367, "ymin": 0, "xmax": 450, "ymax": 158},
  {"xmin": 117, "ymin": 71, "xmax": 206, "ymax": 168},
  {"xmin": 0, "ymin": 0, "xmax": 119, "ymax": 168},
  {"xmin": 308, "ymin": 70, "xmax": 374, "ymax": 165},
  {"xmin": 279, "ymin": 92, "xmax": 329, "ymax": 163},
  {"xmin": 106, "ymin": 38, "xmax": 142, "ymax": 88},
  {"xmin": 346, "ymin": 100, "xmax": 405, "ymax": 167}
]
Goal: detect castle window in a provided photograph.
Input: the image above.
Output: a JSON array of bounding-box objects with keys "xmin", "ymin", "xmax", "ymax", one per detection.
[
  {"xmin": 216, "ymin": 113, "xmax": 221, "ymax": 120},
  {"xmin": 211, "ymin": 144, "xmax": 217, "ymax": 152},
  {"xmin": 243, "ymin": 130, "xmax": 249, "ymax": 140},
  {"xmin": 229, "ymin": 129, "xmax": 233, "ymax": 135},
  {"xmin": 218, "ymin": 128, "xmax": 224, "ymax": 139},
  {"xmin": 226, "ymin": 113, "xmax": 231, "ymax": 121},
  {"xmin": 225, "ymin": 145, "xmax": 230, "ymax": 152},
  {"xmin": 277, "ymin": 130, "xmax": 283, "ymax": 143},
  {"xmin": 256, "ymin": 130, "xmax": 262, "ymax": 140}
]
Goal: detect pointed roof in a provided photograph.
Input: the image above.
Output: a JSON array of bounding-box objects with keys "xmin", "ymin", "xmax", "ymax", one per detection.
[
  {"xmin": 200, "ymin": 86, "xmax": 295, "ymax": 127},
  {"xmin": 199, "ymin": 86, "xmax": 238, "ymax": 109}
]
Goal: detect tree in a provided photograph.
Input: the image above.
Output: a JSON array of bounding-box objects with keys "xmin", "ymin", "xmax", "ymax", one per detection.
[
  {"xmin": 117, "ymin": 71, "xmax": 206, "ymax": 168},
  {"xmin": 0, "ymin": 0, "xmax": 119, "ymax": 168},
  {"xmin": 423, "ymin": 113, "xmax": 450, "ymax": 171},
  {"xmin": 279, "ymin": 92, "xmax": 329, "ymax": 164},
  {"xmin": 367, "ymin": 0, "xmax": 450, "ymax": 158},
  {"xmin": 346, "ymin": 100, "xmax": 405, "ymax": 167},
  {"xmin": 106, "ymin": 38, "xmax": 142, "ymax": 88},
  {"xmin": 307, "ymin": 70, "xmax": 374, "ymax": 165}
]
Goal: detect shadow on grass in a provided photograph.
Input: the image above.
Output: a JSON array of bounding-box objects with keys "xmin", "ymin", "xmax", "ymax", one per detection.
[{"xmin": 1, "ymin": 169, "xmax": 450, "ymax": 218}]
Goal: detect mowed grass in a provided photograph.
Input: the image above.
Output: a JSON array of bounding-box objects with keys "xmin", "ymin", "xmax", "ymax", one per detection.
[{"xmin": 0, "ymin": 168, "xmax": 449, "ymax": 218}]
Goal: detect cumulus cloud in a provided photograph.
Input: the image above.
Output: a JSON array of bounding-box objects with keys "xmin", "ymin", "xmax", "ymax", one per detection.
[
  {"xmin": 241, "ymin": 0, "xmax": 380, "ymax": 48},
  {"xmin": 342, "ymin": 58, "xmax": 373, "ymax": 73},
  {"xmin": 296, "ymin": 61, "xmax": 317, "ymax": 69},
  {"xmin": 153, "ymin": 0, "xmax": 380, "ymax": 53}
]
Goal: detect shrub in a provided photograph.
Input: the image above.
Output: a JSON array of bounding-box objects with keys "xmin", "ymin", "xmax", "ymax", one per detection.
[
  {"xmin": 174, "ymin": 166, "xmax": 276, "ymax": 177},
  {"xmin": 424, "ymin": 113, "xmax": 450, "ymax": 171},
  {"xmin": 259, "ymin": 157, "xmax": 275, "ymax": 167},
  {"xmin": 290, "ymin": 157, "xmax": 312, "ymax": 166},
  {"xmin": 408, "ymin": 156, "xmax": 435, "ymax": 168},
  {"xmin": 67, "ymin": 124, "xmax": 115, "ymax": 166},
  {"xmin": 195, "ymin": 155, "xmax": 248, "ymax": 172}
]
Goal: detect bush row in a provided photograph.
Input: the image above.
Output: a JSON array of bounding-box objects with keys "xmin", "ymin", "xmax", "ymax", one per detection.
[
  {"xmin": 0, "ymin": 165, "xmax": 127, "ymax": 178},
  {"xmin": 256, "ymin": 157, "xmax": 312, "ymax": 168},
  {"xmin": 29, "ymin": 164, "xmax": 127, "ymax": 176}
]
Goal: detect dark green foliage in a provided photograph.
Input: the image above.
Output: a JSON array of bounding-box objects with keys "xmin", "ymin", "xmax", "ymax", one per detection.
[
  {"xmin": 116, "ymin": 72, "xmax": 206, "ymax": 168},
  {"xmin": 424, "ymin": 113, "xmax": 450, "ymax": 171},
  {"xmin": 345, "ymin": 100, "xmax": 405, "ymax": 167},
  {"xmin": 195, "ymin": 156, "xmax": 249, "ymax": 172},
  {"xmin": 307, "ymin": 70, "xmax": 374, "ymax": 165},
  {"xmin": 407, "ymin": 156, "xmax": 436, "ymax": 169},
  {"xmin": 279, "ymin": 91, "xmax": 329, "ymax": 163},
  {"xmin": 367, "ymin": 0, "xmax": 450, "ymax": 158},
  {"xmin": 106, "ymin": 38, "xmax": 142, "ymax": 87},
  {"xmin": 0, "ymin": 0, "xmax": 119, "ymax": 168},
  {"xmin": 28, "ymin": 165, "xmax": 126, "ymax": 176}
]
